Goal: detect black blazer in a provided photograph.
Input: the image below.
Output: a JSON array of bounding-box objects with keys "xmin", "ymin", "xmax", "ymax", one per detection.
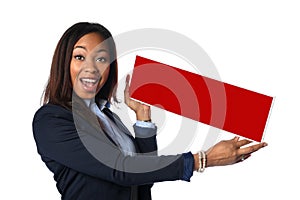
[{"xmin": 33, "ymin": 102, "xmax": 186, "ymax": 200}]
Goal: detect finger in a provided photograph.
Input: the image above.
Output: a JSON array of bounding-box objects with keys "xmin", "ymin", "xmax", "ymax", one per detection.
[
  {"xmin": 236, "ymin": 139, "xmax": 253, "ymax": 148},
  {"xmin": 124, "ymin": 74, "xmax": 130, "ymax": 105},
  {"xmin": 243, "ymin": 154, "xmax": 251, "ymax": 160},
  {"xmin": 126, "ymin": 74, "xmax": 130, "ymax": 85},
  {"xmin": 228, "ymin": 136, "xmax": 239, "ymax": 142},
  {"xmin": 124, "ymin": 74, "xmax": 130, "ymax": 92},
  {"xmin": 236, "ymin": 154, "xmax": 251, "ymax": 163},
  {"xmin": 233, "ymin": 136, "xmax": 240, "ymax": 142},
  {"xmin": 238, "ymin": 142, "xmax": 267, "ymax": 155}
]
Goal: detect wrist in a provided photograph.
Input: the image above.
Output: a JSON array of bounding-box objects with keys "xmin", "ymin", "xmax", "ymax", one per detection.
[
  {"xmin": 205, "ymin": 151, "xmax": 214, "ymax": 167},
  {"xmin": 136, "ymin": 115, "xmax": 151, "ymax": 121},
  {"xmin": 193, "ymin": 153, "xmax": 200, "ymax": 171},
  {"xmin": 141, "ymin": 119, "xmax": 152, "ymax": 122},
  {"xmin": 136, "ymin": 109, "xmax": 151, "ymax": 121},
  {"xmin": 205, "ymin": 153, "xmax": 211, "ymax": 167},
  {"xmin": 194, "ymin": 151, "xmax": 206, "ymax": 172}
]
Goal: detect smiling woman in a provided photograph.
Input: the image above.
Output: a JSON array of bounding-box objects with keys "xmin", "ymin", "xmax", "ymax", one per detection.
[
  {"xmin": 33, "ymin": 22, "xmax": 267, "ymax": 200},
  {"xmin": 70, "ymin": 33, "xmax": 111, "ymax": 99},
  {"xmin": 43, "ymin": 22, "xmax": 118, "ymax": 108}
]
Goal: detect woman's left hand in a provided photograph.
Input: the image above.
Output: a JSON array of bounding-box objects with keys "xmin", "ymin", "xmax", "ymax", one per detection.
[
  {"xmin": 124, "ymin": 74, "xmax": 151, "ymax": 121},
  {"xmin": 205, "ymin": 136, "xmax": 267, "ymax": 167}
]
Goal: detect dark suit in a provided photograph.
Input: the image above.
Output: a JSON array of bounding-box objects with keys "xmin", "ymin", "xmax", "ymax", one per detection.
[{"xmin": 33, "ymin": 101, "xmax": 186, "ymax": 200}]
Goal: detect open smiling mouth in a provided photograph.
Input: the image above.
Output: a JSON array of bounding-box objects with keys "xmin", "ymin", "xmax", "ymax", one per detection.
[{"xmin": 79, "ymin": 78, "xmax": 100, "ymax": 92}]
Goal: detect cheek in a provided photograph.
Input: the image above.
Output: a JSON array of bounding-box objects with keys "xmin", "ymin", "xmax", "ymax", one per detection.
[
  {"xmin": 70, "ymin": 62, "xmax": 78, "ymax": 85},
  {"xmin": 98, "ymin": 67, "xmax": 110, "ymax": 87},
  {"xmin": 102, "ymin": 67, "xmax": 110, "ymax": 82}
]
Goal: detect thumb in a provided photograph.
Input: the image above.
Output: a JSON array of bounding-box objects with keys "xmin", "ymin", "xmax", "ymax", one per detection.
[{"xmin": 124, "ymin": 74, "xmax": 131, "ymax": 105}]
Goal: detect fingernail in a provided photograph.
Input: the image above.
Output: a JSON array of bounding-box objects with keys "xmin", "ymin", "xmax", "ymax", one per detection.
[{"xmin": 263, "ymin": 143, "xmax": 268, "ymax": 147}]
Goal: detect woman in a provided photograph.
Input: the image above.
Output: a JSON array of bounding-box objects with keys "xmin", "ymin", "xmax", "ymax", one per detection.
[{"xmin": 33, "ymin": 22, "xmax": 267, "ymax": 200}]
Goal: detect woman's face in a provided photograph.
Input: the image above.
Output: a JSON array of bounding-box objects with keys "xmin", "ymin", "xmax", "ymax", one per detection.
[{"xmin": 70, "ymin": 32, "xmax": 110, "ymax": 99}]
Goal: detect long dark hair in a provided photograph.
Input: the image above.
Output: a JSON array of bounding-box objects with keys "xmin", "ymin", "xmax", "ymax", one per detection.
[{"xmin": 43, "ymin": 22, "xmax": 118, "ymax": 108}]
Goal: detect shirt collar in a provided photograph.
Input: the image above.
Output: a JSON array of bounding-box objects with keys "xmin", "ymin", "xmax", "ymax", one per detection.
[
  {"xmin": 83, "ymin": 98, "xmax": 110, "ymax": 111},
  {"xmin": 98, "ymin": 99, "xmax": 109, "ymax": 110}
]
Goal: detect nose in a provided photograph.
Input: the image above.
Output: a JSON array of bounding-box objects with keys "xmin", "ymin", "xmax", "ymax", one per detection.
[{"xmin": 83, "ymin": 60, "xmax": 99, "ymax": 74}]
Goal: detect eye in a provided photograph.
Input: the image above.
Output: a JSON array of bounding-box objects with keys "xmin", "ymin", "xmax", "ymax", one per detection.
[
  {"xmin": 96, "ymin": 57, "xmax": 107, "ymax": 63},
  {"xmin": 74, "ymin": 55, "xmax": 85, "ymax": 61}
]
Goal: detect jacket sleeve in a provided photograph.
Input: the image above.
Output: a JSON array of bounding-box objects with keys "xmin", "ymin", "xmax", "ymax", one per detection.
[
  {"xmin": 132, "ymin": 123, "xmax": 158, "ymax": 198},
  {"xmin": 133, "ymin": 124, "xmax": 158, "ymax": 155},
  {"xmin": 33, "ymin": 104, "xmax": 186, "ymax": 187}
]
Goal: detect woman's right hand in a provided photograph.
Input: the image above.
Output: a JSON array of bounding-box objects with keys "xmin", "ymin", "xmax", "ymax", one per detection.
[
  {"xmin": 124, "ymin": 74, "xmax": 151, "ymax": 121},
  {"xmin": 194, "ymin": 137, "xmax": 267, "ymax": 170}
]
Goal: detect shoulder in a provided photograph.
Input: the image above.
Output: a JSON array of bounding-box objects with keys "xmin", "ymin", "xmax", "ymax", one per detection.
[
  {"xmin": 33, "ymin": 103, "xmax": 73, "ymax": 123},
  {"xmin": 32, "ymin": 104, "xmax": 77, "ymax": 142}
]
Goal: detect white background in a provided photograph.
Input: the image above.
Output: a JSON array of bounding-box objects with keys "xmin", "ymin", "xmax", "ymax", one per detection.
[{"xmin": 1, "ymin": 0, "xmax": 299, "ymax": 199}]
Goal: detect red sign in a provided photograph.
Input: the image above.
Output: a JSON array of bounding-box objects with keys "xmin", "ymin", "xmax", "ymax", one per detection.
[{"xmin": 130, "ymin": 56, "xmax": 273, "ymax": 142}]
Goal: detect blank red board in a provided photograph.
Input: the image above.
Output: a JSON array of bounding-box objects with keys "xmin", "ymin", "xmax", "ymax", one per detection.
[{"xmin": 129, "ymin": 56, "xmax": 273, "ymax": 142}]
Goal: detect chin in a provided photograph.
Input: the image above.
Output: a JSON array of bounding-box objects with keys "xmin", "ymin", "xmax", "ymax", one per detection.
[{"xmin": 74, "ymin": 91, "xmax": 97, "ymax": 100}]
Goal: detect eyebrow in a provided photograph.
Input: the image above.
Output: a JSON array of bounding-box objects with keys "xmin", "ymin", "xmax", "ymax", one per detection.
[
  {"xmin": 74, "ymin": 45, "xmax": 86, "ymax": 50},
  {"xmin": 74, "ymin": 45, "xmax": 109, "ymax": 53}
]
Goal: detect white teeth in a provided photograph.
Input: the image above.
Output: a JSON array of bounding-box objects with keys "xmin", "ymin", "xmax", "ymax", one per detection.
[{"xmin": 81, "ymin": 78, "xmax": 97, "ymax": 83}]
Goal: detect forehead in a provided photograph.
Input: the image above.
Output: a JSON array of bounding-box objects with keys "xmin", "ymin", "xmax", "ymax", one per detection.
[{"xmin": 74, "ymin": 32, "xmax": 109, "ymax": 51}]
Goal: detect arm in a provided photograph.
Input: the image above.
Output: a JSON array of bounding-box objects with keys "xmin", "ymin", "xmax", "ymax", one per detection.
[
  {"xmin": 133, "ymin": 124, "xmax": 157, "ymax": 154},
  {"xmin": 124, "ymin": 74, "xmax": 268, "ymax": 172},
  {"xmin": 33, "ymin": 104, "xmax": 186, "ymax": 187},
  {"xmin": 124, "ymin": 74, "xmax": 158, "ymax": 154}
]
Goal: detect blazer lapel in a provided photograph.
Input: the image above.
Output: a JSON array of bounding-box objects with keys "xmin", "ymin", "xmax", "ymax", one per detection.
[
  {"xmin": 102, "ymin": 107, "xmax": 140, "ymax": 152},
  {"xmin": 102, "ymin": 108, "xmax": 133, "ymax": 137}
]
